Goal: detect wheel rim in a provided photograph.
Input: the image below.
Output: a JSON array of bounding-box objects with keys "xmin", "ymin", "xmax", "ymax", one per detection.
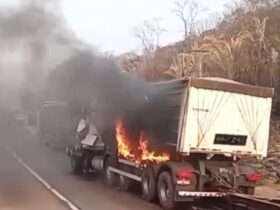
[
  {"xmin": 160, "ymin": 181, "xmax": 170, "ymax": 202},
  {"xmin": 142, "ymin": 176, "xmax": 150, "ymax": 194}
]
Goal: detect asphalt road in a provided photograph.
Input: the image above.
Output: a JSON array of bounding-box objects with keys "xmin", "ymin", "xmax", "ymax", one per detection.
[
  {"xmin": 0, "ymin": 145, "xmax": 67, "ymax": 210},
  {"xmin": 0, "ymin": 118, "xmax": 161, "ymax": 210}
]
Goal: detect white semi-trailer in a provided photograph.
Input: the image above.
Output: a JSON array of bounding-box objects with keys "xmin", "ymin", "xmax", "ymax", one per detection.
[{"xmin": 67, "ymin": 77, "xmax": 273, "ymax": 210}]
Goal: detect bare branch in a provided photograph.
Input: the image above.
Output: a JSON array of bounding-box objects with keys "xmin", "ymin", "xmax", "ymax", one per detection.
[
  {"xmin": 133, "ymin": 18, "xmax": 166, "ymax": 54},
  {"xmin": 172, "ymin": 0, "xmax": 206, "ymax": 39}
]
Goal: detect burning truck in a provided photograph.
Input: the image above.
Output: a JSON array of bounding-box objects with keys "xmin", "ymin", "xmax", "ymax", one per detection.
[{"xmin": 66, "ymin": 77, "xmax": 273, "ymax": 210}]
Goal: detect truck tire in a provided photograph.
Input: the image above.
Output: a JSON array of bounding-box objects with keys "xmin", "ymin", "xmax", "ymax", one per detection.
[
  {"xmin": 70, "ymin": 156, "xmax": 82, "ymax": 174},
  {"xmin": 141, "ymin": 168, "xmax": 156, "ymax": 201},
  {"xmin": 119, "ymin": 175, "xmax": 131, "ymax": 191},
  {"xmin": 104, "ymin": 158, "xmax": 117, "ymax": 187},
  {"xmin": 239, "ymin": 186, "xmax": 255, "ymax": 195},
  {"xmin": 81, "ymin": 157, "xmax": 91, "ymax": 177},
  {"xmin": 157, "ymin": 171, "xmax": 176, "ymax": 210}
]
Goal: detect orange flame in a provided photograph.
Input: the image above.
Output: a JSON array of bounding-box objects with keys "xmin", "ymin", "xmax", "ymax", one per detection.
[
  {"xmin": 139, "ymin": 134, "xmax": 170, "ymax": 163},
  {"xmin": 116, "ymin": 120, "xmax": 170, "ymax": 164},
  {"xmin": 116, "ymin": 120, "xmax": 135, "ymax": 160}
]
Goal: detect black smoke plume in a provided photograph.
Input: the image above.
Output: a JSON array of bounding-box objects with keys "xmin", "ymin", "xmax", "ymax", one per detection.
[
  {"xmin": 0, "ymin": 0, "xmax": 78, "ymax": 111},
  {"xmin": 47, "ymin": 50, "xmax": 183, "ymax": 154}
]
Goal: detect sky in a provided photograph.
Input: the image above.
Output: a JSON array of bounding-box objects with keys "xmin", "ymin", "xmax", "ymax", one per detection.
[
  {"xmin": 0, "ymin": 0, "xmax": 230, "ymax": 54},
  {"xmin": 61, "ymin": 0, "xmax": 230, "ymax": 54}
]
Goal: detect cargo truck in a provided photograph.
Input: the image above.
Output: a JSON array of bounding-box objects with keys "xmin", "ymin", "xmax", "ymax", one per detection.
[{"xmin": 66, "ymin": 77, "xmax": 273, "ymax": 210}]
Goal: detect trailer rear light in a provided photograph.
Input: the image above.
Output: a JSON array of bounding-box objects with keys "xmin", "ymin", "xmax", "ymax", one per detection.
[
  {"xmin": 245, "ymin": 173, "xmax": 262, "ymax": 183},
  {"xmin": 176, "ymin": 169, "xmax": 192, "ymax": 185}
]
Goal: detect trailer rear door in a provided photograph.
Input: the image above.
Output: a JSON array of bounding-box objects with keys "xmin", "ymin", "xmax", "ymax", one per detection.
[{"xmin": 177, "ymin": 78, "xmax": 273, "ymax": 158}]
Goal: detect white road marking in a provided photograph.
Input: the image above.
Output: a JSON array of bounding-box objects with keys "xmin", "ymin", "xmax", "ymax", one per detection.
[{"xmin": 8, "ymin": 149, "xmax": 80, "ymax": 210}]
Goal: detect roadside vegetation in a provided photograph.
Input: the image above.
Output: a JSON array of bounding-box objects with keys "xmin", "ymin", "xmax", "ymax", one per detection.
[{"xmin": 120, "ymin": 0, "xmax": 280, "ymax": 103}]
